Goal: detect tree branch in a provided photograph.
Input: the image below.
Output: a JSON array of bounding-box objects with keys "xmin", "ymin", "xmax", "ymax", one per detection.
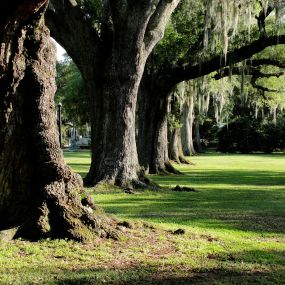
[
  {"xmin": 144, "ymin": 0, "xmax": 180, "ymax": 55},
  {"xmin": 45, "ymin": 0, "xmax": 101, "ymax": 76},
  {"xmin": 250, "ymin": 58, "xmax": 285, "ymax": 68},
  {"xmin": 213, "ymin": 60, "xmax": 285, "ymax": 93},
  {"xmin": 255, "ymin": 3, "xmax": 275, "ymax": 38},
  {"xmin": 167, "ymin": 35, "xmax": 285, "ymax": 87},
  {"xmin": 214, "ymin": 61, "xmax": 285, "ymax": 80}
]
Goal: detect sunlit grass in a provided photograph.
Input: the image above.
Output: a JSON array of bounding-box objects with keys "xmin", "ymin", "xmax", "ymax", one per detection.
[{"xmin": 0, "ymin": 151, "xmax": 284, "ymax": 284}]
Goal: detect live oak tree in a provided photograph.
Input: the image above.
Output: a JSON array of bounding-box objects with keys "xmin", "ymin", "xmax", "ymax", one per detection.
[
  {"xmin": 46, "ymin": 0, "xmax": 180, "ymax": 188},
  {"xmin": 0, "ymin": 0, "xmax": 116, "ymax": 241}
]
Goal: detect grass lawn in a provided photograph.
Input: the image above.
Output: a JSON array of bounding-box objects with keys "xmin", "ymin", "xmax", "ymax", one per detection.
[{"xmin": 0, "ymin": 152, "xmax": 285, "ymax": 284}]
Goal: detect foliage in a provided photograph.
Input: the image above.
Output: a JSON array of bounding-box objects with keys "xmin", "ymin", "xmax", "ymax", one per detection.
[
  {"xmin": 217, "ymin": 116, "xmax": 285, "ymax": 153},
  {"xmin": 217, "ymin": 116, "xmax": 261, "ymax": 153},
  {"xmin": 151, "ymin": 0, "xmax": 205, "ymax": 71},
  {"xmin": 78, "ymin": 0, "xmax": 103, "ymax": 26},
  {"xmin": 55, "ymin": 57, "xmax": 89, "ymax": 127},
  {"xmin": 199, "ymin": 118, "xmax": 219, "ymax": 146}
]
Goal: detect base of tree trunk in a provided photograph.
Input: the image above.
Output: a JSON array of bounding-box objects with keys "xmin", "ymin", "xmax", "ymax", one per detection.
[
  {"xmin": 178, "ymin": 156, "xmax": 192, "ymax": 165},
  {"xmin": 149, "ymin": 161, "xmax": 182, "ymax": 175},
  {"xmin": 6, "ymin": 169, "xmax": 121, "ymax": 242},
  {"xmin": 85, "ymin": 173, "xmax": 160, "ymax": 191}
]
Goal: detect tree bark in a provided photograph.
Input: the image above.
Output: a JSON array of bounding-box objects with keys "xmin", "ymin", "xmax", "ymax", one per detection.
[
  {"xmin": 168, "ymin": 128, "xmax": 190, "ymax": 164},
  {"xmin": 167, "ymin": 83, "xmax": 190, "ymax": 164},
  {"xmin": 194, "ymin": 118, "xmax": 203, "ymax": 153},
  {"xmin": 0, "ymin": 2, "xmax": 115, "ymax": 241},
  {"xmin": 137, "ymin": 76, "xmax": 180, "ymax": 175},
  {"xmin": 181, "ymin": 94, "xmax": 196, "ymax": 156}
]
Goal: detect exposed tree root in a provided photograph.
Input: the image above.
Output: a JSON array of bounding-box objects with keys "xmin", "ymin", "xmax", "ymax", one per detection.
[{"xmin": 178, "ymin": 156, "xmax": 193, "ymax": 165}]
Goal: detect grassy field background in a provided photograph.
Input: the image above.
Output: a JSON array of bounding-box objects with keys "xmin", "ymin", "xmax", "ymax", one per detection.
[{"xmin": 0, "ymin": 152, "xmax": 284, "ymax": 284}]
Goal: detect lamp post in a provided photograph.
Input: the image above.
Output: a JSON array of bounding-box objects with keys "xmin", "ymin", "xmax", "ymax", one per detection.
[{"xmin": 58, "ymin": 102, "xmax": 62, "ymax": 148}]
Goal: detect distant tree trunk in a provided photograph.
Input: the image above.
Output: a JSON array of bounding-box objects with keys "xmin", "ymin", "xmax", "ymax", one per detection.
[
  {"xmin": 168, "ymin": 128, "xmax": 189, "ymax": 164},
  {"xmin": 136, "ymin": 75, "xmax": 154, "ymax": 172},
  {"xmin": 272, "ymin": 106, "xmax": 277, "ymax": 126},
  {"xmin": 0, "ymin": 2, "xmax": 114, "ymax": 241},
  {"xmin": 261, "ymin": 108, "xmax": 265, "ymax": 120},
  {"xmin": 137, "ymin": 76, "xmax": 180, "ymax": 175},
  {"xmin": 181, "ymin": 94, "xmax": 196, "ymax": 156},
  {"xmin": 46, "ymin": 0, "xmax": 180, "ymax": 188},
  {"xmin": 168, "ymin": 83, "xmax": 190, "ymax": 164},
  {"xmin": 150, "ymin": 94, "xmax": 180, "ymax": 174},
  {"xmin": 255, "ymin": 105, "xmax": 259, "ymax": 119},
  {"xmin": 194, "ymin": 118, "xmax": 203, "ymax": 153}
]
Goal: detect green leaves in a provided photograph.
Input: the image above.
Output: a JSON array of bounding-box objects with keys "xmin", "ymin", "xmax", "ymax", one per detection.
[{"xmin": 55, "ymin": 58, "xmax": 89, "ymax": 126}]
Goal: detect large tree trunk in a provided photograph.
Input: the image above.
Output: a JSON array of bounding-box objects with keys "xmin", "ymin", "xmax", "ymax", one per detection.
[
  {"xmin": 46, "ymin": 0, "xmax": 180, "ymax": 188},
  {"xmin": 181, "ymin": 94, "xmax": 196, "ymax": 156},
  {"xmin": 0, "ymin": 2, "xmax": 115, "ymax": 241},
  {"xmin": 85, "ymin": 41, "xmax": 144, "ymax": 188}
]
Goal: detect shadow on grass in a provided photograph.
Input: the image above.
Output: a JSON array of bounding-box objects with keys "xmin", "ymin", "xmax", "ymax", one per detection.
[
  {"xmin": 52, "ymin": 270, "xmax": 284, "ymax": 285},
  {"xmin": 24, "ymin": 255, "xmax": 285, "ymax": 285},
  {"xmin": 98, "ymin": 188, "xmax": 285, "ymax": 234},
  {"xmin": 64, "ymin": 152, "xmax": 285, "ymax": 234},
  {"xmin": 154, "ymin": 170, "xmax": 285, "ymax": 187}
]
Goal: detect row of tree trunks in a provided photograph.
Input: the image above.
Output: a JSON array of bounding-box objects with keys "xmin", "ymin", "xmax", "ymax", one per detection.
[
  {"xmin": 0, "ymin": 2, "xmax": 115, "ymax": 241},
  {"xmin": 46, "ymin": 0, "xmax": 285, "ymax": 187}
]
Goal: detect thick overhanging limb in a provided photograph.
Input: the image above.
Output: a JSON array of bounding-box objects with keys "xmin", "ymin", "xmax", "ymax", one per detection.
[
  {"xmin": 213, "ymin": 61, "xmax": 285, "ymax": 94},
  {"xmin": 45, "ymin": 0, "xmax": 101, "ymax": 74},
  {"xmin": 214, "ymin": 65, "xmax": 285, "ymax": 80},
  {"xmin": 144, "ymin": 0, "xmax": 180, "ymax": 55},
  {"xmin": 250, "ymin": 58, "xmax": 285, "ymax": 69},
  {"xmin": 167, "ymin": 35, "xmax": 285, "ymax": 87}
]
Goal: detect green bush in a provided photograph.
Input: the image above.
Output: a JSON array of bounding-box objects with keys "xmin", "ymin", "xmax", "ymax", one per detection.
[{"xmin": 217, "ymin": 117, "xmax": 284, "ymax": 153}]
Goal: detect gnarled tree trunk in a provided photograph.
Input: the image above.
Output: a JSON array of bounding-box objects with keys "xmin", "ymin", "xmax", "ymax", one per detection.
[
  {"xmin": 0, "ymin": 2, "xmax": 114, "ymax": 241},
  {"xmin": 85, "ymin": 34, "xmax": 145, "ymax": 188}
]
